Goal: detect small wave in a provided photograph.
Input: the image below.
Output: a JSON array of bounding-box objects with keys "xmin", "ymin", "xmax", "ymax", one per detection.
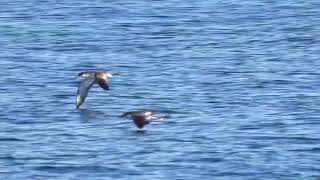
[
  {"xmin": 34, "ymin": 165, "xmax": 119, "ymax": 173},
  {"xmin": 0, "ymin": 137, "xmax": 25, "ymax": 142}
]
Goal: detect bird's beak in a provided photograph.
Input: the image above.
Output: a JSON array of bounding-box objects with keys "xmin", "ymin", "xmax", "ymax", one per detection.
[{"xmin": 112, "ymin": 73, "xmax": 120, "ymax": 76}]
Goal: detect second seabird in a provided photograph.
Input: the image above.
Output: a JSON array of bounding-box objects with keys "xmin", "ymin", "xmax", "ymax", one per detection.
[{"xmin": 121, "ymin": 110, "xmax": 170, "ymax": 129}]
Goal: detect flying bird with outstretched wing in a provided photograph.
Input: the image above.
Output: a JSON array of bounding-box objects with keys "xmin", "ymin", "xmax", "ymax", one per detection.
[{"xmin": 76, "ymin": 70, "xmax": 119, "ymax": 108}]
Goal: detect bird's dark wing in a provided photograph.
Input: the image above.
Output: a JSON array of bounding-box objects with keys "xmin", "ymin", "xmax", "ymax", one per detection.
[
  {"xmin": 132, "ymin": 115, "xmax": 148, "ymax": 129},
  {"xmin": 76, "ymin": 77, "xmax": 96, "ymax": 108},
  {"xmin": 97, "ymin": 78, "xmax": 109, "ymax": 90}
]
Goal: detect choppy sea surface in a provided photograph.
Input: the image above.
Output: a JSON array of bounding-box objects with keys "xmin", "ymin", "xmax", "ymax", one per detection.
[{"xmin": 1, "ymin": 0, "xmax": 320, "ymax": 179}]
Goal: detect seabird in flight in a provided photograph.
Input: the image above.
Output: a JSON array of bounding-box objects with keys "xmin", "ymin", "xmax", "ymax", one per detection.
[
  {"xmin": 121, "ymin": 110, "xmax": 170, "ymax": 129},
  {"xmin": 76, "ymin": 70, "xmax": 119, "ymax": 108}
]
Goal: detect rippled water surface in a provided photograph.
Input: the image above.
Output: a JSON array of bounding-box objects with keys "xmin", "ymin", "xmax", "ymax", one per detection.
[{"xmin": 1, "ymin": 0, "xmax": 320, "ymax": 179}]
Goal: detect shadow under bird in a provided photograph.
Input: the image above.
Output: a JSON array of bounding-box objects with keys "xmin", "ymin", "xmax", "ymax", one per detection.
[
  {"xmin": 76, "ymin": 70, "xmax": 119, "ymax": 108},
  {"xmin": 121, "ymin": 110, "xmax": 170, "ymax": 129}
]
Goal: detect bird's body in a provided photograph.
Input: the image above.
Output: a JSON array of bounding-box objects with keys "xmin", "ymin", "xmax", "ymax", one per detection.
[
  {"xmin": 121, "ymin": 110, "xmax": 170, "ymax": 129},
  {"xmin": 76, "ymin": 70, "xmax": 118, "ymax": 108}
]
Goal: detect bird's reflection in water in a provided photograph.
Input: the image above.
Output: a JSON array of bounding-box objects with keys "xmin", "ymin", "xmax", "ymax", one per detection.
[
  {"xmin": 77, "ymin": 108, "xmax": 110, "ymax": 123},
  {"xmin": 128, "ymin": 128, "xmax": 162, "ymax": 135},
  {"xmin": 135, "ymin": 129, "xmax": 147, "ymax": 134}
]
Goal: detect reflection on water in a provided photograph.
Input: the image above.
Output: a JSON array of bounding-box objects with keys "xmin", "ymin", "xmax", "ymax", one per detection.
[{"xmin": 77, "ymin": 108, "xmax": 111, "ymax": 123}]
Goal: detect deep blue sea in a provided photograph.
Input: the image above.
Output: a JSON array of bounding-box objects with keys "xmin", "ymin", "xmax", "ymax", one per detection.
[{"xmin": 1, "ymin": 0, "xmax": 320, "ymax": 179}]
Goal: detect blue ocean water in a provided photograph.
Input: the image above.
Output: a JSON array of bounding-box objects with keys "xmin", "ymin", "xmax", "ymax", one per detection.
[{"xmin": 1, "ymin": 0, "xmax": 320, "ymax": 179}]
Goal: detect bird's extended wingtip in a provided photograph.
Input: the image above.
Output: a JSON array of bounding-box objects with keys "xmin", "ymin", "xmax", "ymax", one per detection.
[
  {"xmin": 76, "ymin": 95, "xmax": 83, "ymax": 108},
  {"xmin": 120, "ymin": 112, "xmax": 130, "ymax": 117}
]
